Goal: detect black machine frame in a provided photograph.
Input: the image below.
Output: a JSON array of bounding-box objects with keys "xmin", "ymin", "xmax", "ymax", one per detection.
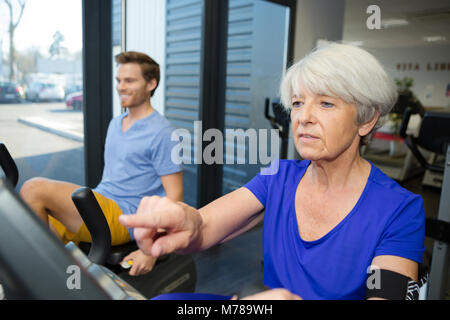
[{"xmin": 0, "ymin": 178, "xmax": 112, "ymax": 299}]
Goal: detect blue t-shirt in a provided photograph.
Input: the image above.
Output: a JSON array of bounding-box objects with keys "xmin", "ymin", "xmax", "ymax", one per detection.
[
  {"xmin": 244, "ymin": 159, "xmax": 425, "ymax": 300},
  {"xmin": 94, "ymin": 110, "xmax": 181, "ymax": 234}
]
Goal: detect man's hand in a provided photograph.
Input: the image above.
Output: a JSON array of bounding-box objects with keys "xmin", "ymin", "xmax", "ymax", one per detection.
[
  {"xmin": 121, "ymin": 249, "xmax": 157, "ymax": 276},
  {"xmin": 119, "ymin": 196, "xmax": 203, "ymax": 257}
]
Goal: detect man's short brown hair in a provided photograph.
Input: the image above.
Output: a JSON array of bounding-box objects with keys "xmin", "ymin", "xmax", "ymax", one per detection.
[{"xmin": 115, "ymin": 51, "xmax": 160, "ymax": 97}]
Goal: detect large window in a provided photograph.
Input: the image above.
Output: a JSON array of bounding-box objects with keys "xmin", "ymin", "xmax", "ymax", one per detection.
[
  {"xmin": 121, "ymin": 0, "xmax": 294, "ymax": 207},
  {"xmin": 0, "ymin": 0, "xmax": 84, "ymax": 189},
  {"xmin": 164, "ymin": 0, "xmax": 203, "ymax": 207},
  {"xmin": 222, "ymin": 0, "xmax": 291, "ymax": 195}
]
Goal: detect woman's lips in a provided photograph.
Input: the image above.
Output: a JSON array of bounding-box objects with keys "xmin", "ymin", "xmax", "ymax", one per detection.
[{"xmin": 298, "ymin": 133, "xmax": 319, "ymax": 140}]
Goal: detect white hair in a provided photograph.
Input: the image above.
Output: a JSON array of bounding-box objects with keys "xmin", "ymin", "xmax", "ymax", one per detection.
[{"xmin": 280, "ymin": 42, "xmax": 398, "ymax": 145}]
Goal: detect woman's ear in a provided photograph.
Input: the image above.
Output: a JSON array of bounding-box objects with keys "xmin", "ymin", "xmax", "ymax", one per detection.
[{"xmin": 358, "ymin": 110, "xmax": 380, "ymax": 137}]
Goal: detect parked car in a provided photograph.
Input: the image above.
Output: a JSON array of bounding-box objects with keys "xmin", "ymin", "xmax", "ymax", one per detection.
[
  {"xmin": 26, "ymin": 82, "xmax": 45, "ymax": 101},
  {"xmin": 0, "ymin": 82, "xmax": 24, "ymax": 103},
  {"xmin": 65, "ymin": 84, "xmax": 82, "ymax": 99},
  {"xmin": 26, "ymin": 82, "xmax": 65, "ymax": 102},
  {"xmin": 65, "ymin": 91, "xmax": 83, "ymax": 110}
]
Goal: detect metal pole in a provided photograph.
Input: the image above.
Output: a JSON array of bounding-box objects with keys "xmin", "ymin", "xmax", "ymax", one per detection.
[{"xmin": 427, "ymin": 144, "xmax": 450, "ymax": 299}]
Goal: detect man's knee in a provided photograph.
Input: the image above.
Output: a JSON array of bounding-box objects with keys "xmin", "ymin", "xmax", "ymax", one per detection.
[{"xmin": 20, "ymin": 177, "xmax": 51, "ymax": 203}]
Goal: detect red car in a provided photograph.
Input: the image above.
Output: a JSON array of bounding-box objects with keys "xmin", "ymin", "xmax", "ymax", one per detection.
[{"xmin": 65, "ymin": 91, "xmax": 83, "ymax": 110}]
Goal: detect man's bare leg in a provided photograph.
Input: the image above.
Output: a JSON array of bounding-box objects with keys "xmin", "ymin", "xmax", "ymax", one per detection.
[
  {"xmin": 20, "ymin": 177, "xmax": 85, "ymax": 235},
  {"xmin": 48, "ymin": 221, "xmax": 61, "ymax": 238}
]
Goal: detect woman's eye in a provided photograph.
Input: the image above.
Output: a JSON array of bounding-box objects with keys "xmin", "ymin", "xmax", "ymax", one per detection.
[
  {"xmin": 321, "ymin": 101, "xmax": 334, "ymax": 108},
  {"xmin": 292, "ymin": 101, "xmax": 303, "ymax": 108}
]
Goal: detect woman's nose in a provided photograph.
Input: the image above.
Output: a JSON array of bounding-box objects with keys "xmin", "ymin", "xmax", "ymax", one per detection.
[{"xmin": 296, "ymin": 103, "xmax": 315, "ymax": 125}]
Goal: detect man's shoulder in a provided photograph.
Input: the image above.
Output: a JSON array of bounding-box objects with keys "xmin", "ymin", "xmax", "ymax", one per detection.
[
  {"xmin": 109, "ymin": 113, "xmax": 126, "ymax": 126},
  {"xmin": 152, "ymin": 111, "xmax": 172, "ymax": 127},
  {"xmin": 146, "ymin": 111, "xmax": 176, "ymax": 135}
]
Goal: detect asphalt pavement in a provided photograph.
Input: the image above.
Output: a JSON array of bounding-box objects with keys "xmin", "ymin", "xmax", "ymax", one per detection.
[{"xmin": 0, "ymin": 101, "xmax": 85, "ymax": 189}]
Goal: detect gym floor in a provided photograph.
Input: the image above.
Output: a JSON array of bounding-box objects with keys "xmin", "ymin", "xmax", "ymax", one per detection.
[
  {"xmin": 191, "ymin": 172, "xmax": 449, "ymax": 299},
  {"xmin": 193, "ymin": 223, "xmax": 264, "ymax": 297}
]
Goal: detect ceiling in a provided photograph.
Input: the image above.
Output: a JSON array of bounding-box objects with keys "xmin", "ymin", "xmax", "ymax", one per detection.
[{"xmin": 343, "ymin": 0, "xmax": 450, "ymax": 48}]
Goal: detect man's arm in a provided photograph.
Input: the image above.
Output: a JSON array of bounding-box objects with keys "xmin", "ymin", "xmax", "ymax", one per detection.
[{"xmin": 160, "ymin": 172, "xmax": 183, "ymax": 202}]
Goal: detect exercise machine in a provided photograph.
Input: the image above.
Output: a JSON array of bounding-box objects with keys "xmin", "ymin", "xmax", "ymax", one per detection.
[
  {"xmin": 400, "ymin": 108, "xmax": 450, "ymax": 299},
  {"xmin": 362, "ymin": 92, "xmax": 426, "ymax": 182},
  {"xmin": 0, "ymin": 142, "xmax": 196, "ymax": 299},
  {"xmin": 72, "ymin": 187, "xmax": 196, "ymax": 298},
  {"xmin": 0, "ymin": 176, "xmax": 145, "ymax": 299}
]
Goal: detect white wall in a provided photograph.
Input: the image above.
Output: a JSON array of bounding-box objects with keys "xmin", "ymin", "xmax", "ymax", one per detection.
[
  {"xmin": 369, "ymin": 45, "xmax": 450, "ymax": 109},
  {"xmin": 125, "ymin": 0, "xmax": 166, "ymax": 115},
  {"xmin": 293, "ymin": 0, "xmax": 346, "ymax": 62}
]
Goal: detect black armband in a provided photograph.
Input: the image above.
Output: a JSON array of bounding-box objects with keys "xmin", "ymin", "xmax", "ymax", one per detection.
[{"xmin": 366, "ymin": 268, "xmax": 419, "ymax": 300}]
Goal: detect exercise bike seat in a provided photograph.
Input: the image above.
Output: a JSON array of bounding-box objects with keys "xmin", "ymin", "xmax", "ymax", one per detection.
[
  {"xmin": 77, "ymin": 239, "xmax": 138, "ymax": 265},
  {"xmin": 106, "ymin": 241, "xmax": 139, "ymax": 265},
  {"xmin": 72, "ymin": 187, "xmax": 196, "ymax": 298}
]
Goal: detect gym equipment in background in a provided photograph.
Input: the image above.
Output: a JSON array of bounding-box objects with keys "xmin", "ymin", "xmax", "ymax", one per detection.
[
  {"xmin": 361, "ymin": 92, "xmax": 426, "ymax": 182},
  {"xmin": 400, "ymin": 108, "xmax": 450, "ymax": 300}
]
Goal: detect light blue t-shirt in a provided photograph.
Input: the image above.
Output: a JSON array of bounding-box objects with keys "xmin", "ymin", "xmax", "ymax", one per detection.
[
  {"xmin": 94, "ymin": 110, "xmax": 181, "ymax": 237},
  {"xmin": 244, "ymin": 159, "xmax": 425, "ymax": 300}
]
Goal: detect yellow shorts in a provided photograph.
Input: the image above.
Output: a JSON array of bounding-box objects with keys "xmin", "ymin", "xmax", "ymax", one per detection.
[{"xmin": 49, "ymin": 191, "xmax": 131, "ymax": 246}]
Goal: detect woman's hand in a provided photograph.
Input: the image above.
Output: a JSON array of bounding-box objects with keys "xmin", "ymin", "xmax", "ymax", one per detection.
[
  {"xmin": 233, "ymin": 288, "xmax": 302, "ymax": 300},
  {"xmin": 121, "ymin": 249, "xmax": 157, "ymax": 276},
  {"xmin": 119, "ymin": 196, "xmax": 203, "ymax": 257}
]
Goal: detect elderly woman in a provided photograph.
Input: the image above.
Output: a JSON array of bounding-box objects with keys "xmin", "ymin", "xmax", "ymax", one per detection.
[{"xmin": 120, "ymin": 43, "xmax": 425, "ymax": 300}]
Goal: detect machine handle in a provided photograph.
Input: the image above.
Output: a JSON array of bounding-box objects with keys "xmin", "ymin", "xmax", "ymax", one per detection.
[
  {"xmin": 399, "ymin": 107, "xmax": 411, "ymax": 138},
  {"xmin": 400, "ymin": 109, "xmax": 444, "ymax": 174},
  {"xmin": 264, "ymin": 97, "xmax": 276, "ymax": 127},
  {"xmin": 0, "ymin": 143, "xmax": 19, "ymax": 188},
  {"xmin": 72, "ymin": 187, "xmax": 111, "ymax": 265}
]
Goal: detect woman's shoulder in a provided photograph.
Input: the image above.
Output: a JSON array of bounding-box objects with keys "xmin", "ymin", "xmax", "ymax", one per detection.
[{"xmin": 367, "ymin": 163, "xmax": 422, "ymax": 203}]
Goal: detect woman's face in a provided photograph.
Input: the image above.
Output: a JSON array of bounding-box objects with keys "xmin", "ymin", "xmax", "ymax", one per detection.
[{"xmin": 290, "ymin": 85, "xmax": 366, "ymax": 162}]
